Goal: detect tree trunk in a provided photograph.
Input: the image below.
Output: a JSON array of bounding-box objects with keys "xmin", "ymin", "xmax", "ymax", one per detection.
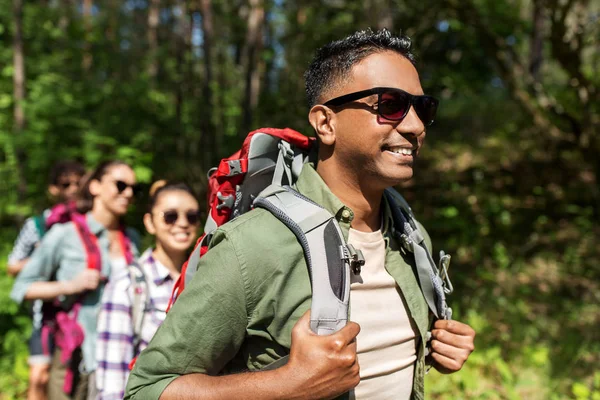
[
  {"xmin": 12, "ymin": 0, "xmax": 27, "ymax": 204},
  {"xmin": 147, "ymin": 0, "xmax": 160, "ymax": 80},
  {"xmin": 199, "ymin": 0, "xmax": 217, "ymax": 167},
  {"xmin": 240, "ymin": 0, "xmax": 265, "ymax": 137},
  {"xmin": 82, "ymin": 0, "xmax": 93, "ymax": 71},
  {"xmin": 529, "ymin": 0, "xmax": 544, "ymax": 82}
]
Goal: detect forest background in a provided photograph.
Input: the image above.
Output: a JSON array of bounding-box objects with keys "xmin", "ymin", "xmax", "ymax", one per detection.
[{"xmin": 0, "ymin": 0, "xmax": 598, "ymax": 399}]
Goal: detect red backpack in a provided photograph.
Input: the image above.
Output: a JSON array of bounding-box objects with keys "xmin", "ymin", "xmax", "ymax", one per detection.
[{"xmin": 167, "ymin": 127, "xmax": 315, "ymax": 309}]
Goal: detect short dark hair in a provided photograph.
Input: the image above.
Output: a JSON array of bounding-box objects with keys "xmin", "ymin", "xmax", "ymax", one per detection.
[
  {"xmin": 48, "ymin": 160, "xmax": 85, "ymax": 185},
  {"xmin": 304, "ymin": 28, "xmax": 416, "ymax": 107}
]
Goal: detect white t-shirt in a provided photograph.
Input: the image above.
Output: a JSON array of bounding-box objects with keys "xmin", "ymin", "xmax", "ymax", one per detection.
[{"xmin": 348, "ymin": 227, "xmax": 417, "ymax": 400}]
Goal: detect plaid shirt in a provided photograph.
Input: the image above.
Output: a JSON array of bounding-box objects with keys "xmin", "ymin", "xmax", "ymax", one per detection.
[
  {"xmin": 8, "ymin": 210, "xmax": 50, "ymax": 264},
  {"xmin": 96, "ymin": 249, "xmax": 175, "ymax": 400}
]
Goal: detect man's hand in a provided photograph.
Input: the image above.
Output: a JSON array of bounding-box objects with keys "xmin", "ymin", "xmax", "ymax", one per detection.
[
  {"xmin": 67, "ymin": 269, "xmax": 101, "ymax": 295},
  {"xmin": 282, "ymin": 310, "xmax": 361, "ymax": 400},
  {"xmin": 429, "ymin": 319, "xmax": 475, "ymax": 374}
]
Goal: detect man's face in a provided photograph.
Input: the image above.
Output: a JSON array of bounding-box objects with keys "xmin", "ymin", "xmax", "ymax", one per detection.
[
  {"xmin": 50, "ymin": 173, "xmax": 82, "ymax": 202},
  {"xmin": 325, "ymin": 51, "xmax": 427, "ymax": 189}
]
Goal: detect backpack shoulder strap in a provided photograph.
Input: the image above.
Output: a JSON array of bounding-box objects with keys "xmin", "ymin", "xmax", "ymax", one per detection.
[
  {"xmin": 384, "ymin": 188, "xmax": 453, "ymax": 321},
  {"xmin": 70, "ymin": 213, "xmax": 102, "ymax": 271},
  {"xmin": 128, "ymin": 262, "xmax": 150, "ymax": 355},
  {"xmin": 33, "ymin": 214, "xmax": 46, "ymax": 238},
  {"xmin": 254, "ymin": 185, "xmax": 353, "ymax": 335}
]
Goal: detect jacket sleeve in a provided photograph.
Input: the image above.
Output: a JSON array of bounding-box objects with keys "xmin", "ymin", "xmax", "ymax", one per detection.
[
  {"xmin": 124, "ymin": 229, "xmax": 248, "ymax": 400},
  {"xmin": 10, "ymin": 224, "xmax": 65, "ymax": 303}
]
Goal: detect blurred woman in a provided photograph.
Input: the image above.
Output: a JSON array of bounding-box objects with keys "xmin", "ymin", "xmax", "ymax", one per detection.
[
  {"xmin": 96, "ymin": 181, "xmax": 200, "ymax": 400},
  {"xmin": 11, "ymin": 160, "xmax": 140, "ymax": 400}
]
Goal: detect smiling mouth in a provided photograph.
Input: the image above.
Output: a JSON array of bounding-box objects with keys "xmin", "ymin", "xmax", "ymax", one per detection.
[
  {"xmin": 172, "ymin": 232, "xmax": 191, "ymax": 242},
  {"xmin": 382, "ymin": 145, "xmax": 415, "ymax": 157}
]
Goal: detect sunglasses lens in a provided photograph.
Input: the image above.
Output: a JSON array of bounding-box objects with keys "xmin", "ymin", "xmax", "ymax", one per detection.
[
  {"xmin": 163, "ymin": 211, "xmax": 178, "ymax": 225},
  {"xmin": 115, "ymin": 181, "xmax": 127, "ymax": 193},
  {"xmin": 415, "ymin": 96, "xmax": 438, "ymax": 126},
  {"xmin": 186, "ymin": 211, "xmax": 200, "ymax": 225},
  {"xmin": 378, "ymin": 91, "xmax": 410, "ymax": 120}
]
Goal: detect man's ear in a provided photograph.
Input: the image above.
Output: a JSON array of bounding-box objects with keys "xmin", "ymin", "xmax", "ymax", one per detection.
[
  {"xmin": 143, "ymin": 213, "xmax": 157, "ymax": 235},
  {"xmin": 308, "ymin": 105, "xmax": 336, "ymax": 146},
  {"xmin": 48, "ymin": 185, "xmax": 60, "ymax": 198}
]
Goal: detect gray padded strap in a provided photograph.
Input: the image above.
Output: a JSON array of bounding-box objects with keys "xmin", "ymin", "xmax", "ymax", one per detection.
[
  {"xmin": 254, "ymin": 185, "xmax": 350, "ymax": 336},
  {"xmin": 184, "ymin": 234, "xmax": 210, "ymax": 285},
  {"xmin": 291, "ymin": 151, "xmax": 305, "ymax": 179},
  {"xmin": 404, "ymin": 223, "xmax": 440, "ymax": 319}
]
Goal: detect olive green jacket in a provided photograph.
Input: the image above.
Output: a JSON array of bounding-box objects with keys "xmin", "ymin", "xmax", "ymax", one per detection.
[{"xmin": 125, "ymin": 164, "xmax": 431, "ymax": 400}]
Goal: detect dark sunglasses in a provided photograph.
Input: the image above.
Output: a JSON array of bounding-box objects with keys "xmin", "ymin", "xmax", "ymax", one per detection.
[
  {"xmin": 115, "ymin": 180, "xmax": 142, "ymax": 196},
  {"xmin": 58, "ymin": 181, "xmax": 79, "ymax": 189},
  {"xmin": 158, "ymin": 210, "xmax": 201, "ymax": 225},
  {"xmin": 323, "ymin": 87, "xmax": 439, "ymax": 126}
]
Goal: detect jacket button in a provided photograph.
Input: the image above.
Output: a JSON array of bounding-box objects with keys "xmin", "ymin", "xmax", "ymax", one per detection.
[{"xmin": 341, "ymin": 209, "xmax": 351, "ymax": 219}]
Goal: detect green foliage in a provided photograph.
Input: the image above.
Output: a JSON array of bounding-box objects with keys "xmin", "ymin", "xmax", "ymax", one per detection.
[{"xmin": 0, "ymin": 230, "xmax": 29, "ymax": 400}]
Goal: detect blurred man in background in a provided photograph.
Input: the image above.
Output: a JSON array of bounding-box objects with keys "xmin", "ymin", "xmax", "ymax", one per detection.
[{"xmin": 7, "ymin": 160, "xmax": 85, "ymax": 400}]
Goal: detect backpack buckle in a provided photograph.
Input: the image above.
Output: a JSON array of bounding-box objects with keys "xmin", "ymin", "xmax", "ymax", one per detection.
[
  {"xmin": 278, "ymin": 141, "xmax": 294, "ymax": 162},
  {"xmin": 399, "ymin": 233, "xmax": 414, "ymax": 253},
  {"xmin": 216, "ymin": 192, "xmax": 234, "ymax": 210},
  {"xmin": 340, "ymin": 244, "xmax": 365, "ymax": 275},
  {"xmin": 438, "ymin": 251, "xmax": 454, "ymax": 295}
]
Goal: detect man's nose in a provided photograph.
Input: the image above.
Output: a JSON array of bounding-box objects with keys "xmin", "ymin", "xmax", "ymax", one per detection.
[{"xmin": 396, "ymin": 106, "xmax": 425, "ymax": 136}]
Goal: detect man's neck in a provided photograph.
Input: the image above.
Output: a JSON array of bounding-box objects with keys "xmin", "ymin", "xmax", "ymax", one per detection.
[
  {"xmin": 316, "ymin": 161, "xmax": 383, "ymax": 233},
  {"xmin": 152, "ymin": 245, "xmax": 184, "ymax": 280}
]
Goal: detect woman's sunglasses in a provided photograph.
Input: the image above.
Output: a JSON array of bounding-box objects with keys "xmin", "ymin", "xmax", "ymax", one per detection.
[
  {"xmin": 114, "ymin": 180, "xmax": 142, "ymax": 196},
  {"xmin": 323, "ymin": 87, "xmax": 439, "ymax": 126},
  {"xmin": 158, "ymin": 210, "xmax": 201, "ymax": 225}
]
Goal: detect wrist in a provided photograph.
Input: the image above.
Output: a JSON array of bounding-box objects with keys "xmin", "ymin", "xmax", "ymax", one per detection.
[
  {"xmin": 267, "ymin": 365, "xmax": 303, "ymax": 400},
  {"xmin": 61, "ymin": 280, "xmax": 77, "ymax": 296}
]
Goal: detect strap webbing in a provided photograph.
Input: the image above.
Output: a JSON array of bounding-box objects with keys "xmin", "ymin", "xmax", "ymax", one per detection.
[{"xmin": 384, "ymin": 189, "xmax": 452, "ymax": 321}]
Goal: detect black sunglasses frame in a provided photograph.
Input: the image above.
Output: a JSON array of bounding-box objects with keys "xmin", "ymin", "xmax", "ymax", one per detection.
[
  {"xmin": 115, "ymin": 180, "xmax": 142, "ymax": 196},
  {"xmin": 323, "ymin": 87, "xmax": 439, "ymax": 126},
  {"xmin": 158, "ymin": 210, "xmax": 201, "ymax": 226},
  {"xmin": 58, "ymin": 181, "xmax": 79, "ymax": 189}
]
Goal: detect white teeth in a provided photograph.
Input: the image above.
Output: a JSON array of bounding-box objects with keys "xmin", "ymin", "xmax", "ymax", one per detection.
[
  {"xmin": 388, "ymin": 147, "xmax": 413, "ymax": 155},
  {"xmin": 173, "ymin": 233, "xmax": 189, "ymax": 241}
]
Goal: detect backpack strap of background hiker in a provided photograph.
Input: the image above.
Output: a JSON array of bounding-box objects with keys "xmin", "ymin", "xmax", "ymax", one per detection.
[
  {"xmin": 70, "ymin": 213, "xmax": 102, "ymax": 272},
  {"xmin": 384, "ymin": 188, "xmax": 453, "ymax": 322},
  {"xmin": 128, "ymin": 262, "xmax": 150, "ymax": 355},
  {"xmin": 33, "ymin": 214, "xmax": 47, "ymax": 238},
  {"xmin": 254, "ymin": 185, "xmax": 356, "ymax": 335}
]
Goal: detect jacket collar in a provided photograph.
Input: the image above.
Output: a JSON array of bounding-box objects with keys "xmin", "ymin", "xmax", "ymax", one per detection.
[
  {"xmin": 85, "ymin": 212, "xmax": 106, "ymax": 236},
  {"xmin": 294, "ymin": 163, "xmax": 395, "ymax": 236}
]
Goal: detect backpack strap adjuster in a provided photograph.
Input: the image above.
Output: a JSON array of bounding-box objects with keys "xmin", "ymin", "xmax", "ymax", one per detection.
[
  {"xmin": 227, "ymin": 160, "xmax": 243, "ymax": 176},
  {"xmin": 278, "ymin": 141, "xmax": 294, "ymax": 162},
  {"xmin": 216, "ymin": 192, "xmax": 235, "ymax": 210},
  {"xmin": 399, "ymin": 233, "xmax": 414, "ymax": 253},
  {"xmin": 340, "ymin": 244, "xmax": 365, "ymax": 275}
]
